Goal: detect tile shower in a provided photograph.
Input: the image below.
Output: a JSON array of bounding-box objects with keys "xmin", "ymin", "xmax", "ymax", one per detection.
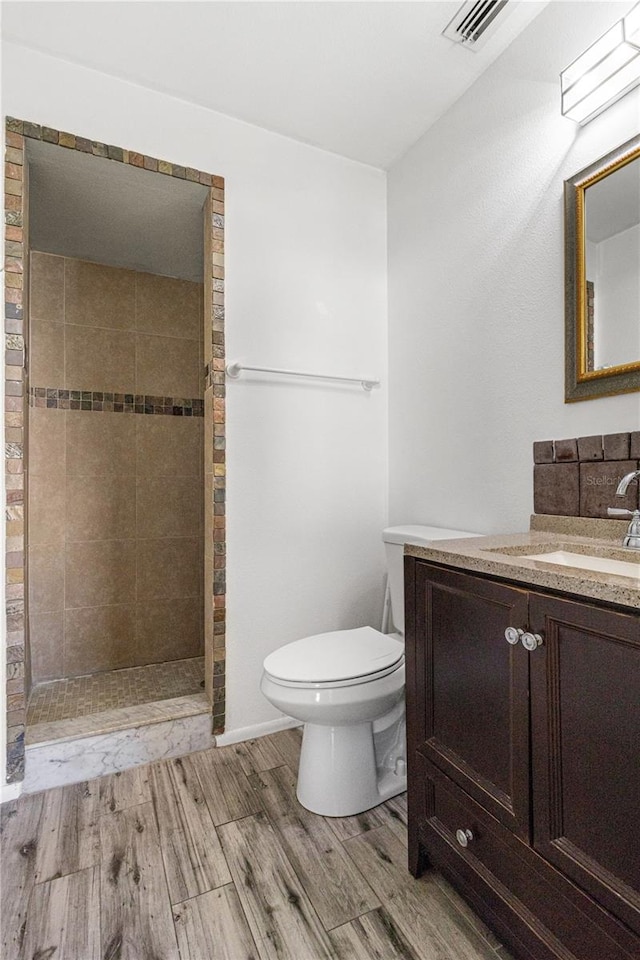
[
  {"xmin": 4, "ymin": 118, "xmax": 227, "ymax": 787},
  {"xmin": 27, "ymin": 253, "xmax": 205, "ymax": 721}
]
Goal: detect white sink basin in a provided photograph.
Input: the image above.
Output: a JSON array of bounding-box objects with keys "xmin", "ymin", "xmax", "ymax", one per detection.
[{"xmin": 523, "ymin": 550, "xmax": 640, "ymax": 581}]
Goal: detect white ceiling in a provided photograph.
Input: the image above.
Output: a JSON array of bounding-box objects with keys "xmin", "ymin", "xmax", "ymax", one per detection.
[
  {"xmin": 3, "ymin": 1, "xmax": 549, "ymax": 169},
  {"xmin": 27, "ymin": 139, "xmax": 209, "ymax": 281}
]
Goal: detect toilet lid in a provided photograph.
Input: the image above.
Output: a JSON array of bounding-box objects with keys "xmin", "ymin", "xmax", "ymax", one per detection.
[{"xmin": 263, "ymin": 627, "xmax": 403, "ymax": 684}]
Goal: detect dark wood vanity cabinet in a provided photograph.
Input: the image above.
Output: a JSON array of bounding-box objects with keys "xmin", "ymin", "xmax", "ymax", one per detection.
[{"xmin": 405, "ymin": 559, "xmax": 640, "ymax": 960}]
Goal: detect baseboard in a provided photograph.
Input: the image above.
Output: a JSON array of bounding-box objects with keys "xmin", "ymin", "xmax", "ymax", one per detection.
[
  {"xmin": 1, "ymin": 780, "xmax": 22, "ymax": 803},
  {"xmin": 215, "ymin": 715, "xmax": 301, "ymax": 747}
]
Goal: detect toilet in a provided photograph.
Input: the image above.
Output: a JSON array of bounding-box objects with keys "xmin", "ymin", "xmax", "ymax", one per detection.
[{"xmin": 260, "ymin": 524, "xmax": 479, "ymax": 817}]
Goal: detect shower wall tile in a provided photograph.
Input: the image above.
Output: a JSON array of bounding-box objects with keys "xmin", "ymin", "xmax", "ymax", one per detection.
[
  {"xmin": 65, "ymin": 325, "xmax": 136, "ymax": 392},
  {"xmin": 65, "ymin": 539, "xmax": 136, "ymax": 608},
  {"xmin": 28, "ymin": 251, "xmax": 206, "ymax": 684},
  {"xmin": 29, "ymin": 407, "xmax": 65, "ymax": 475},
  {"xmin": 28, "ymin": 545, "xmax": 64, "ymax": 613},
  {"xmin": 30, "ymin": 317, "xmax": 64, "ymax": 384},
  {"xmin": 136, "ymin": 414, "xmax": 203, "ymax": 478},
  {"xmin": 30, "ymin": 252, "xmax": 64, "ymax": 321},
  {"xmin": 66, "ymin": 411, "xmax": 136, "ymax": 475},
  {"xmin": 136, "ymin": 476, "xmax": 202, "ymax": 539},
  {"xmin": 29, "ymin": 612, "xmax": 64, "ymax": 682},
  {"xmin": 136, "ymin": 538, "xmax": 202, "ymax": 600},
  {"xmin": 64, "ymin": 604, "xmax": 138, "ymax": 677},
  {"xmin": 65, "ymin": 476, "xmax": 136, "ymax": 541},
  {"xmin": 28, "ymin": 477, "xmax": 66, "ymax": 545},
  {"xmin": 136, "ymin": 272, "xmax": 202, "ymax": 340},
  {"xmin": 135, "ymin": 333, "xmax": 200, "ymax": 396},
  {"xmin": 136, "ymin": 598, "xmax": 203, "ymax": 663},
  {"xmin": 64, "ymin": 258, "xmax": 136, "ymax": 329}
]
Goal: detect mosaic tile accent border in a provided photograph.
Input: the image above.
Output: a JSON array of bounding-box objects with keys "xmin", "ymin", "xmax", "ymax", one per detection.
[
  {"xmin": 4, "ymin": 117, "xmax": 226, "ymax": 784},
  {"xmin": 29, "ymin": 387, "xmax": 205, "ymax": 416}
]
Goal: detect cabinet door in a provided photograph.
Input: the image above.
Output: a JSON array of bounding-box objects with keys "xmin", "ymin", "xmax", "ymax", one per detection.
[
  {"xmin": 529, "ymin": 593, "xmax": 640, "ymax": 936},
  {"xmin": 407, "ymin": 561, "xmax": 530, "ymax": 839}
]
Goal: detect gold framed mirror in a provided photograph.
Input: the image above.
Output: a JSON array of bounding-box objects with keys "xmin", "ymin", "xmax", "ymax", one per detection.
[{"xmin": 565, "ymin": 134, "xmax": 640, "ymax": 402}]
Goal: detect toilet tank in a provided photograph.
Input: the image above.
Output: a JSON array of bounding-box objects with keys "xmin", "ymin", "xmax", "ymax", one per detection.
[{"xmin": 382, "ymin": 525, "xmax": 481, "ymax": 635}]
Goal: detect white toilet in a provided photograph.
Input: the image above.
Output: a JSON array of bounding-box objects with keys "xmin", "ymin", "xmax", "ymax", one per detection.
[{"xmin": 261, "ymin": 524, "xmax": 479, "ymax": 817}]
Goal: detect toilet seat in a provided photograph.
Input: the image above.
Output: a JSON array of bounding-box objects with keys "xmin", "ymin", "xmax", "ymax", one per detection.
[{"xmin": 263, "ymin": 626, "xmax": 403, "ymax": 687}]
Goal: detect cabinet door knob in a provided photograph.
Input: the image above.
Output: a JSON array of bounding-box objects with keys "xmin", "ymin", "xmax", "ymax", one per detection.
[
  {"xmin": 455, "ymin": 828, "xmax": 473, "ymax": 847},
  {"xmin": 504, "ymin": 627, "xmax": 524, "ymax": 645},
  {"xmin": 521, "ymin": 632, "xmax": 544, "ymax": 651}
]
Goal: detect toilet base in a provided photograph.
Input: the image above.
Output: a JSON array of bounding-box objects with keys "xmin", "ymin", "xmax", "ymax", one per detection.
[{"xmin": 296, "ymin": 719, "xmax": 407, "ymax": 817}]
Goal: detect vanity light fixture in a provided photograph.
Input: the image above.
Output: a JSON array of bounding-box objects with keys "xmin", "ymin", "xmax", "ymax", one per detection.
[{"xmin": 561, "ymin": 2, "xmax": 640, "ymax": 124}]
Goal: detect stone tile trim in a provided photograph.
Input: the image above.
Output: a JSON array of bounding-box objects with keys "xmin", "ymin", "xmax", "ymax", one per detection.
[
  {"xmin": 4, "ymin": 117, "xmax": 226, "ymax": 783},
  {"xmin": 29, "ymin": 387, "xmax": 205, "ymax": 416},
  {"xmin": 533, "ymin": 432, "xmax": 640, "ymax": 519}
]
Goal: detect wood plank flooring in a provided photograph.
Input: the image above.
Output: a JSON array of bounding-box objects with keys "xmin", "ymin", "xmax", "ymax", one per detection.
[{"xmin": 1, "ymin": 728, "xmax": 514, "ymax": 960}]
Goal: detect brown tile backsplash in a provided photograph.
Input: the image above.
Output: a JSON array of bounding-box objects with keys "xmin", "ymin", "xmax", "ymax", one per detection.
[
  {"xmin": 533, "ymin": 433, "xmax": 639, "ymax": 518},
  {"xmin": 576, "ymin": 435, "xmax": 603, "ymax": 461},
  {"xmin": 554, "ymin": 438, "xmax": 578, "ymax": 462},
  {"xmin": 579, "ymin": 460, "xmax": 639, "ymax": 519},
  {"xmin": 533, "ymin": 463, "xmax": 580, "ymax": 517},
  {"xmin": 602, "ymin": 433, "xmax": 631, "ymax": 461},
  {"xmin": 532, "ymin": 440, "xmax": 554, "ymax": 464}
]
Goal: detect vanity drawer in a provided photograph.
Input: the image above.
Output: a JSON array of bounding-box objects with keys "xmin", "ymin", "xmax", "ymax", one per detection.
[{"xmin": 415, "ymin": 755, "xmax": 639, "ymax": 960}]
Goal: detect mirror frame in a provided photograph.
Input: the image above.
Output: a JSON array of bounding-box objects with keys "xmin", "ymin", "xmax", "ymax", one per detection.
[{"xmin": 564, "ymin": 134, "xmax": 640, "ymax": 403}]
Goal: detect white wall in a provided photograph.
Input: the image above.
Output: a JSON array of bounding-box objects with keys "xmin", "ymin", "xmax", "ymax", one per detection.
[
  {"xmin": 388, "ymin": 1, "xmax": 640, "ymax": 536},
  {"xmin": 1, "ymin": 43, "xmax": 388, "ymax": 746}
]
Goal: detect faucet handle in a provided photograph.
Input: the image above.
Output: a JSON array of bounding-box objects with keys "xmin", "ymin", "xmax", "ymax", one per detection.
[{"xmin": 607, "ymin": 507, "xmax": 635, "ymax": 517}]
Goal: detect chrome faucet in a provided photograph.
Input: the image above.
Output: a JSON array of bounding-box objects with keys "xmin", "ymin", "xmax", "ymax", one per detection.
[{"xmin": 607, "ymin": 470, "xmax": 640, "ymax": 549}]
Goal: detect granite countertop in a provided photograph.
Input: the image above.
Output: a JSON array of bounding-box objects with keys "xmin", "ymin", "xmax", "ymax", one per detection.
[{"xmin": 405, "ymin": 516, "xmax": 640, "ymax": 611}]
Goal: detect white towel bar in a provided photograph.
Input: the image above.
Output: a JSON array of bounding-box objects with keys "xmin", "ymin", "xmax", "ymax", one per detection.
[{"xmin": 225, "ymin": 362, "xmax": 379, "ymax": 392}]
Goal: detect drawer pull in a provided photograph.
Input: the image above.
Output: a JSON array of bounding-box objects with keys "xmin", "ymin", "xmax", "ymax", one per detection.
[
  {"xmin": 504, "ymin": 627, "xmax": 524, "ymax": 645},
  {"xmin": 456, "ymin": 828, "xmax": 473, "ymax": 848},
  {"xmin": 521, "ymin": 632, "xmax": 544, "ymax": 651}
]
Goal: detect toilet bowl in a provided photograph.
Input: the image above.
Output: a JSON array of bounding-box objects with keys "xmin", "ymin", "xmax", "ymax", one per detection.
[{"xmin": 261, "ymin": 524, "xmax": 480, "ymax": 817}]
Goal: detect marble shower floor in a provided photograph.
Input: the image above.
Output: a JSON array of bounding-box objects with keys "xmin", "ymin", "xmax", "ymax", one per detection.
[{"xmin": 27, "ymin": 657, "xmax": 205, "ymax": 728}]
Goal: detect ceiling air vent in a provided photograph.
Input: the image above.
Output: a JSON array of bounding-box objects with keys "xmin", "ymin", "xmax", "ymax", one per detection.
[{"xmin": 442, "ymin": 0, "xmax": 511, "ymax": 50}]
